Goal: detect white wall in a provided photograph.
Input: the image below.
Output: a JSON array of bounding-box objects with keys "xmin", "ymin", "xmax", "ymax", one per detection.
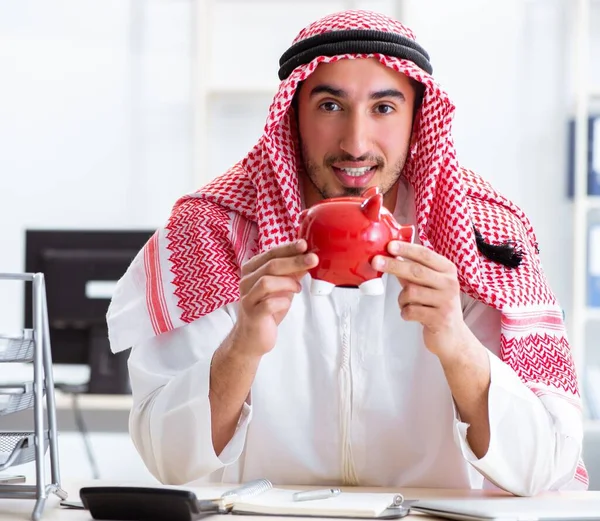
[
  {"xmin": 0, "ymin": 0, "xmax": 195, "ymax": 485},
  {"xmin": 0, "ymin": 0, "xmax": 193, "ymax": 332}
]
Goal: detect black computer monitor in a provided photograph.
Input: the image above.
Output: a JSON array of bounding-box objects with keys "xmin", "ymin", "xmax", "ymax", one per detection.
[{"xmin": 24, "ymin": 229, "xmax": 154, "ymax": 394}]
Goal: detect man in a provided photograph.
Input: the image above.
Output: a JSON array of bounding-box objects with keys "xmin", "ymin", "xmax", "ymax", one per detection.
[{"xmin": 107, "ymin": 10, "xmax": 588, "ymax": 494}]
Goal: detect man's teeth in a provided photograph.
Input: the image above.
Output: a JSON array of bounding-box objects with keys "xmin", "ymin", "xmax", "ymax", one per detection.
[{"xmin": 339, "ymin": 167, "xmax": 373, "ymax": 177}]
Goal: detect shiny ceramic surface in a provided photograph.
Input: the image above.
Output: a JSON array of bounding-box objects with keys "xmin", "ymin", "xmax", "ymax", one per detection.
[{"xmin": 298, "ymin": 187, "xmax": 414, "ymax": 295}]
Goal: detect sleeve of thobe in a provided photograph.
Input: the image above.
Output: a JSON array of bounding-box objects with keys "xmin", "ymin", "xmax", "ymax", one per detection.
[
  {"xmin": 452, "ymin": 297, "xmax": 584, "ymax": 495},
  {"xmin": 127, "ymin": 304, "xmax": 252, "ymax": 485}
]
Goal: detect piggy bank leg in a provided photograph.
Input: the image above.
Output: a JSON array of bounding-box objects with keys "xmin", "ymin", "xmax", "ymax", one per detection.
[
  {"xmin": 310, "ymin": 278, "xmax": 336, "ymax": 296},
  {"xmin": 359, "ymin": 278, "xmax": 384, "ymax": 296}
]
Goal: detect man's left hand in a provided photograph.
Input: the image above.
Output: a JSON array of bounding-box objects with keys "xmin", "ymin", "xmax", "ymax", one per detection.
[{"xmin": 372, "ymin": 240, "xmax": 470, "ymax": 361}]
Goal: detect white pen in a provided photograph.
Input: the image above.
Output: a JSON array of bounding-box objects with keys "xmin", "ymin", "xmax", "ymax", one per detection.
[{"xmin": 292, "ymin": 488, "xmax": 342, "ymax": 502}]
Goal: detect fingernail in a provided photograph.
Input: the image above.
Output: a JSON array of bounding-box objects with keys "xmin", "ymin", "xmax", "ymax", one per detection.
[
  {"xmin": 305, "ymin": 253, "xmax": 317, "ymax": 265},
  {"xmin": 373, "ymin": 256, "xmax": 385, "ymax": 269},
  {"xmin": 388, "ymin": 241, "xmax": 401, "ymax": 255},
  {"xmin": 296, "ymin": 239, "xmax": 306, "ymax": 250}
]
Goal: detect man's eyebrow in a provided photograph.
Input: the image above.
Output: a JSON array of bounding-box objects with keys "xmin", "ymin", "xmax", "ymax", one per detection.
[
  {"xmin": 309, "ymin": 85, "xmax": 406, "ymax": 102},
  {"xmin": 370, "ymin": 89, "xmax": 405, "ymax": 101},
  {"xmin": 309, "ymin": 85, "xmax": 347, "ymax": 98}
]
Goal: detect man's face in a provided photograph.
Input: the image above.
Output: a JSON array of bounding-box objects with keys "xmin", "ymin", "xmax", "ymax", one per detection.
[{"xmin": 296, "ymin": 58, "xmax": 417, "ymax": 210}]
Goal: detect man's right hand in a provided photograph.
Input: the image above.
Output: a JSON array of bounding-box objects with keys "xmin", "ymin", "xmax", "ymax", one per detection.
[
  {"xmin": 233, "ymin": 239, "xmax": 318, "ymax": 357},
  {"xmin": 209, "ymin": 240, "xmax": 316, "ymax": 455}
]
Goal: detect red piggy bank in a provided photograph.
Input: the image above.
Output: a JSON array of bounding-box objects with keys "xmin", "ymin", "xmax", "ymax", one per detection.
[{"xmin": 298, "ymin": 186, "xmax": 415, "ymax": 296}]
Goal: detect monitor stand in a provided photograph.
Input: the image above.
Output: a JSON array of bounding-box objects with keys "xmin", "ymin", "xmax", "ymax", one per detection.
[{"xmin": 87, "ymin": 325, "xmax": 131, "ymax": 395}]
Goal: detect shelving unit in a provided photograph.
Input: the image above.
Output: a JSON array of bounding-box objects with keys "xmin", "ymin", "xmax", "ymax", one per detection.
[
  {"xmin": 571, "ymin": 0, "xmax": 600, "ymax": 420},
  {"xmin": 0, "ymin": 273, "xmax": 67, "ymax": 521}
]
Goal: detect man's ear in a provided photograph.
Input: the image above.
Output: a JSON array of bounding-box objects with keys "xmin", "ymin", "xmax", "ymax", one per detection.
[
  {"xmin": 408, "ymin": 78, "xmax": 424, "ymax": 151},
  {"xmin": 409, "ymin": 112, "xmax": 420, "ymax": 151},
  {"xmin": 291, "ymin": 81, "xmax": 303, "ymax": 115}
]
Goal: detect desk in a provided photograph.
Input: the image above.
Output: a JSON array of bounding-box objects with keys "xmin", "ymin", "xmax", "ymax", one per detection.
[
  {"xmin": 0, "ymin": 482, "xmax": 598, "ymax": 521},
  {"xmin": 0, "ymin": 391, "xmax": 132, "ymax": 433}
]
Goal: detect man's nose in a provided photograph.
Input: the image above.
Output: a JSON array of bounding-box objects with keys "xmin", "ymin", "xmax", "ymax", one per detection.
[{"xmin": 339, "ymin": 111, "xmax": 371, "ymax": 159}]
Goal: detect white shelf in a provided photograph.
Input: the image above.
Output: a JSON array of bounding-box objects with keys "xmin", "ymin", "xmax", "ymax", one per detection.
[
  {"xmin": 585, "ymin": 196, "xmax": 600, "ymax": 210},
  {"xmin": 585, "ymin": 307, "xmax": 600, "ymax": 321}
]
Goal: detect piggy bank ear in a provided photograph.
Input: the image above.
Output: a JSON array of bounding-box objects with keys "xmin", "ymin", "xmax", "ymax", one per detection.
[
  {"xmin": 398, "ymin": 224, "xmax": 415, "ymax": 243},
  {"xmin": 361, "ymin": 191, "xmax": 383, "ymax": 222}
]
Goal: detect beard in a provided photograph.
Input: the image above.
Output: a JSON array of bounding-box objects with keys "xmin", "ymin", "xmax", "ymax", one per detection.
[{"xmin": 301, "ymin": 143, "xmax": 407, "ymax": 200}]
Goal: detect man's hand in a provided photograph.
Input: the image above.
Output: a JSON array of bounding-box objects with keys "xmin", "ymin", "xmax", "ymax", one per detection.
[
  {"xmin": 372, "ymin": 239, "xmax": 492, "ymax": 458},
  {"xmin": 235, "ymin": 239, "xmax": 318, "ymax": 357},
  {"xmin": 371, "ymin": 240, "xmax": 469, "ymax": 360},
  {"xmin": 209, "ymin": 239, "xmax": 317, "ymax": 455}
]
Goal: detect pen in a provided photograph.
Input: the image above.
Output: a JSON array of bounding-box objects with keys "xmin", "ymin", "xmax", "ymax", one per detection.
[{"xmin": 292, "ymin": 488, "xmax": 342, "ymax": 502}]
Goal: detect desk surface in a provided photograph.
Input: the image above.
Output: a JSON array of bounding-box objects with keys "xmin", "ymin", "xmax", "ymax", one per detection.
[{"xmin": 0, "ymin": 482, "xmax": 599, "ymax": 521}]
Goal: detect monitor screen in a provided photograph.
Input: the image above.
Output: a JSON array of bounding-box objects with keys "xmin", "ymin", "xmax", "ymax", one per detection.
[{"xmin": 24, "ymin": 229, "xmax": 154, "ymax": 394}]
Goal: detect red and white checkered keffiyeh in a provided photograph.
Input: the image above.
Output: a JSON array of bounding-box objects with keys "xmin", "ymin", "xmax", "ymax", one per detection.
[{"xmin": 107, "ymin": 10, "xmax": 588, "ymax": 488}]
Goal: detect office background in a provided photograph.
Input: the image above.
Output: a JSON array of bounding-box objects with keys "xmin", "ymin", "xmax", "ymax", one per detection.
[{"xmin": 1, "ymin": 0, "xmax": 599, "ymax": 487}]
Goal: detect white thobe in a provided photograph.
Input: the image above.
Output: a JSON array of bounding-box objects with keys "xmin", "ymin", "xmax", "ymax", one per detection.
[{"xmin": 125, "ymin": 181, "xmax": 582, "ymax": 495}]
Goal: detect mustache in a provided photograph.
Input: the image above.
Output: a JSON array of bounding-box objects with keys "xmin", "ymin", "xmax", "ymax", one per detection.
[{"xmin": 324, "ymin": 154, "xmax": 384, "ymax": 168}]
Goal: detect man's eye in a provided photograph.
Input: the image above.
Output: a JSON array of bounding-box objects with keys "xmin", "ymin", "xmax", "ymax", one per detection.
[
  {"xmin": 320, "ymin": 101, "xmax": 341, "ymax": 112},
  {"xmin": 375, "ymin": 104, "xmax": 395, "ymax": 114}
]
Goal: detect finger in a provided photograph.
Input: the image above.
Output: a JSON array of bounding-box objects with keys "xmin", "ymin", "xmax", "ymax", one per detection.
[
  {"xmin": 253, "ymin": 296, "xmax": 294, "ymax": 319},
  {"xmin": 400, "ymin": 303, "xmax": 456, "ymax": 334},
  {"xmin": 387, "ymin": 241, "xmax": 456, "ymax": 274},
  {"xmin": 255, "ymin": 291, "xmax": 296, "ymax": 308},
  {"xmin": 242, "ymin": 275, "xmax": 302, "ymax": 308},
  {"xmin": 400, "ymin": 303, "xmax": 436, "ymax": 328},
  {"xmin": 397, "ymin": 277, "xmax": 410, "ymax": 288},
  {"xmin": 398, "ymin": 283, "xmax": 440, "ymax": 309},
  {"xmin": 241, "ymin": 239, "xmax": 308, "ymax": 276},
  {"xmin": 245, "ymin": 252, "xmax": 317, "ymax": 290},
  {"xmin": 240, "ymin": 253, "xmax": 318, "ymax": 295},
  {"xmin": 372, "ymin": 256, "xmax": 444, "ymax": 289}
]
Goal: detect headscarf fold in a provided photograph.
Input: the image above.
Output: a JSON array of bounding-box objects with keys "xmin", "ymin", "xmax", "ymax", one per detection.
[{"xmin": 107, "ymin": 9, "xmax": 588, "ymax": 489}]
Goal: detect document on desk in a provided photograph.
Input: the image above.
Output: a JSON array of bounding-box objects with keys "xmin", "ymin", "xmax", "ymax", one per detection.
[
  {"xmin": 411, "ymin": 497, "xmax": 600, "ymax": 521},
  {"xmin": 221, "ymin": 487, "xmax": 407, "ymax": 518}
]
